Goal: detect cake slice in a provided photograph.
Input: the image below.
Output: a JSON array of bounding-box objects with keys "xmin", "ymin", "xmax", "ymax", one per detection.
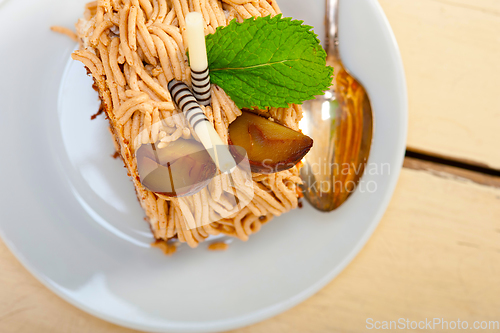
[{"xmin": 72, "ymin": 0, "xmax": 304, "ymax": 250}]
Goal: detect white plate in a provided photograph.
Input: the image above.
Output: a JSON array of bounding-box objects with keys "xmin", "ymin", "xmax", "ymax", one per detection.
[{"xmin": 0, "ymin": 0, "xmax": 407, "ymax": 332}]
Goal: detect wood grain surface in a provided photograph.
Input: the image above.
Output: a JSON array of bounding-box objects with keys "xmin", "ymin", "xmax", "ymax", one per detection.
[
  {"xmin": 379, "ymin": 0, "xmax": 500, "ymax": 169},
  {"xmin": 1, "ymin": 0, "xmax": 500, "ymax": 332}
]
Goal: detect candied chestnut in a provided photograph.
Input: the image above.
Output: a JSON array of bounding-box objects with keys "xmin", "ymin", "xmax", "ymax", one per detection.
[
  {"xmin": 136, "ymin": 139, "xmax": 217, "ymax": 197},
  {"xmin": 228, "ymin": 111, "xmax": 313, "ymax": 174}
]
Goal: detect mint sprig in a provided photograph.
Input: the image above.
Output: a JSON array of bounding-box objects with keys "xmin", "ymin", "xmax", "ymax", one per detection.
[{"xmin": 205, "ymin": 15, "xmax": 333, "ymax": 109}]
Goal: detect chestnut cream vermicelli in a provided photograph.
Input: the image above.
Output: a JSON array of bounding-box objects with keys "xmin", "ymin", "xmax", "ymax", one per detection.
[{"xmin": 70, "ymin": 0, "xmax": 304, "ymax": 251}]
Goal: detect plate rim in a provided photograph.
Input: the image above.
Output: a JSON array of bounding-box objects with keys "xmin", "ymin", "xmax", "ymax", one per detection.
[{"xmin": 0, "ymin": 0, "xmax": 408, "ymax": 331}]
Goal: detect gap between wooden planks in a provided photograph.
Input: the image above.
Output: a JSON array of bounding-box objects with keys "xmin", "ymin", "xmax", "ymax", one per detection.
[
  {"xmin": 378, "ymin": 0, "xmax": 500, "ymax": 170},
  {"xmin": 405, "ymin": 153, "xmax": 500, "ymax": 188},
  {"xmin": 0, "ymin": 157, "xmax": 499, "ymax": 333}
]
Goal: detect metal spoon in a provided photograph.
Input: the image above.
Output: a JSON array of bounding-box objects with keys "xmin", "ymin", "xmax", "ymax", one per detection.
[{"xmin": 299, "ymin": 0, "xmax": 373, "ymax": 212}]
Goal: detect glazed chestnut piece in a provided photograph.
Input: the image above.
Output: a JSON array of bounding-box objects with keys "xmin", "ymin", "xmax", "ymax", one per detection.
[
  {"xmin": 136, "ymin": 138, "xmax": 217, "ymax": 197},
  {"xmin": 228, "ymin": 111, "xmax": 313, "ymax": 174}
]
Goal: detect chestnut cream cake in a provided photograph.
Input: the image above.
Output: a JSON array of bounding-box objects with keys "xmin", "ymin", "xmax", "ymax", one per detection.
[{"xmin": 71, "ymin": 0, "xmax": 332, "ymax": 252}]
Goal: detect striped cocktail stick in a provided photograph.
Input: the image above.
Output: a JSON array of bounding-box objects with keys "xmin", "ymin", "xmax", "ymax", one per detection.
[
  {"xmin": 186, "ymin": 12, "xmax": 211, "ymax": 106},
  {"xmin": 168, "ymin": 79, "xmax": 236, "ymax": 173},
  {"xmin": 168, "ymin": 79, "xmax": 209, "ymax": 130},
  {"xmin": 191, "ymin": 68, "xmax": 211, "ymax": 106}
]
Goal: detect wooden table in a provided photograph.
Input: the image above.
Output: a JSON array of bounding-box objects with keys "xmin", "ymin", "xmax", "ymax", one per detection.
[{"xmin": 1, "ymin": 0, "xmax": 499, "ymax": 332}]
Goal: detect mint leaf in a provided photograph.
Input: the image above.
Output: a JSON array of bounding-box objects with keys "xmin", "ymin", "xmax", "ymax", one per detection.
[{"xmin": 205, "ymin": 15, "xmax": 333, "ymax": 109}]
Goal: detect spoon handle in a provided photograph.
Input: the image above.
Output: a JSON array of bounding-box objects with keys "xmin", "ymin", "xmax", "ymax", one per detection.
[{"xmin": 325, "ymin": 0, "xmax": 340, "ymax": 62}]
